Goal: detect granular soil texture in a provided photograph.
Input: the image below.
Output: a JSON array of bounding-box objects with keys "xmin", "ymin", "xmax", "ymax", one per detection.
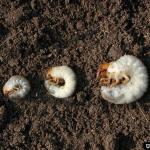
[{"xmin": 0, "ymin": 0, "xmax": 150, "ymax": 149}]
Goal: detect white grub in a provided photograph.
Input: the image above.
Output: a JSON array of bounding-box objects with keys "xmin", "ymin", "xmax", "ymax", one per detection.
[
  {"xmin": 3, "ymin": 75, "xmax": 30, "ymax": 99},
  {"xmin": 44, "ymin": 66, "xmax": 76, "ymax": 98},
  {"xmin": 99, "ymin": 55, "xmax": 148, "ymax": 104}
]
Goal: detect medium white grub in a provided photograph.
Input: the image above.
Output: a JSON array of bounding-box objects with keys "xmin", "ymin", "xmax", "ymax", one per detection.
[
  {"xmin": 44, "ymin": 66, "xmax": 76, "ymax": 98},
  {"xmin": 97, "ymin": 55, "xmax": 148, "ymax": 104},
  {"xmin": 3, "ymin": 75, "xmax": 30, "ymax": 99}
]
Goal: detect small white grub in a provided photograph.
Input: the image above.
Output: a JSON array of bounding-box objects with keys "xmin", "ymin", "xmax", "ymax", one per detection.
[
  {"xmin": 44, "ymin": 66, "xmax": 76, "ymax": 98},
  {"xmin": 3, "ymin": 75, "xmax": 31, "ymax": 99},
  {"xmin": 97, "ymin": 55, "xmax": 148, "ymax": 104}
]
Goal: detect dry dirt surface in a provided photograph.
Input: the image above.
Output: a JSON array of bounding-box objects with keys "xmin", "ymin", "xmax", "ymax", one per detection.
[{"xmin": 0, "ymin": 0, "xmax": 150, "ymax": 149}]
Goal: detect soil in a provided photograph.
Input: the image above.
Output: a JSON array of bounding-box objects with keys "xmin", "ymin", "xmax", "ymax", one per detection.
[{"xmin": 0, "ymin": 0, "xmax": 150, "ymax": 149}]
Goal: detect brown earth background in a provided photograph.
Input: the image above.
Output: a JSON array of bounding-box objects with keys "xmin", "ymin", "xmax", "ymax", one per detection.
[{"xmin": 0, "ymin": 0, "xmax": 150, "ymax": 149}]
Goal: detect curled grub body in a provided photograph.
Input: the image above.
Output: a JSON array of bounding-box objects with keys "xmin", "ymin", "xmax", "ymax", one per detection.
[
  {"xmin": 97, "ymin": 55, "xmax": 148, "ymax": 104},
  {"xmin": 44, "ymin": 66, "xmax": 76, "ymax": 98},
  {"xmin": 3, "ymin": 75, "xmax": 31, "ymax": 99}
]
